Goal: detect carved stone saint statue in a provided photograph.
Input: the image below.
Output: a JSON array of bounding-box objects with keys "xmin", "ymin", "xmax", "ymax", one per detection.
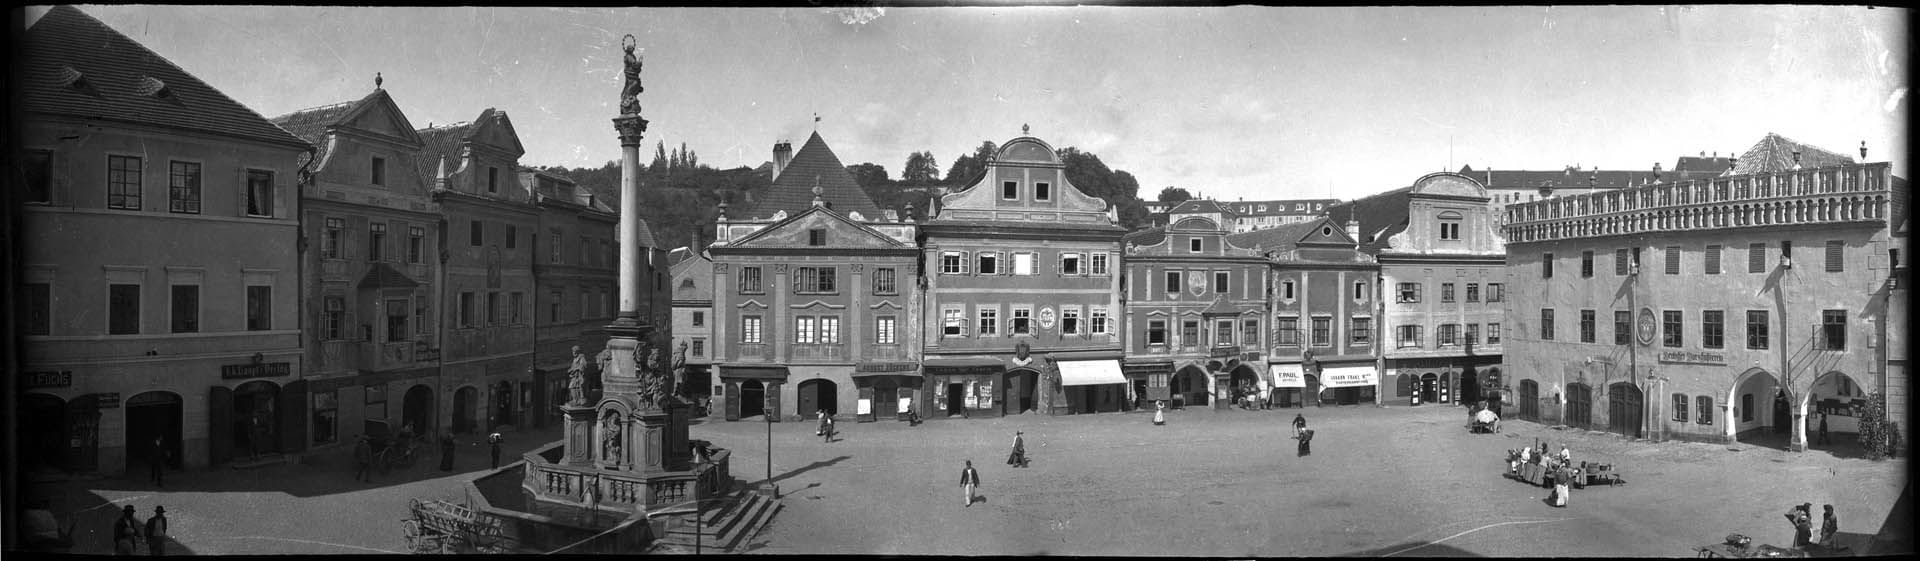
[
  {"xmin": 567, "ymin": 345, "xmax": 588, "ymax": 406},
  {"xmin": 601, "ymin": 412, "xmax": 622, "ymax": 462},
  {"xmin": 619, "ymin": 35, "xmax": 644, "ymax": 115},
  {"xmin": 671, "ymin": 340, "xmax": 689, "ymax": 398},
  {"xmin": 633, "ymin": 343, "xmax": 668, "ymax": 408}
]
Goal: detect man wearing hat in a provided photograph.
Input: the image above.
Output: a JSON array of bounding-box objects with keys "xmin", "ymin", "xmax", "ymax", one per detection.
[
  {"xmin": 113, "ymin": 505, "xmax": 142, "ymax": 555},
  {"xmin": 145, "ymin": 506, "xmax": 169, "ymax": 556},
  {"xmin": 1007, "ymin": 431, "xmax": 1028, "ymax": 468}
]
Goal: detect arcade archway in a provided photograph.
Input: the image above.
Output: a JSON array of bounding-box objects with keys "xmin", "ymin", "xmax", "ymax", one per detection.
[
  {"xmin": 1727, "ymin": 368, "xmax": 1782, "ymax": 445},
  {"xmin": 1803, "ymin": 370, "xmax": 1869, "ymax": 448},
  {"xmin": 452, "ymin": 386, "xmax": 478, "ymax": 434},
  {"xmin": 126, "ymin": 391, "xmax": 183, "ymax": 472},
  {"xmin": 797, "ymin": 378, "xmax": 839, "ymax": 417},
  {"xmin": 403, "ymin": 384, "xmax": 435, "ymax": 436},
  {"xmin": 1173, "ymin": 366, "xmax": 1210, "ymax": 409}
]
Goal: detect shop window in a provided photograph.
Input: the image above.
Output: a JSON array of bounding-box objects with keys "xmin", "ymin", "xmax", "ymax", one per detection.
[
  {"xmin": 1697, "ymin": 396, "xmax": 1714, "ymax": 425},
  {"xmin": 313, "ymin": 391, "xmax": 339, "ymax": 444}
]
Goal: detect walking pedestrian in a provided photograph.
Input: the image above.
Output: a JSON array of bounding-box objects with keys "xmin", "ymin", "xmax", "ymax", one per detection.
[
  {"xmin": 1551, "ymin": 464, "xmax": 1572, "ymax": 507},
  {"xmin": 1820, "ymin": 504, "xmax": 1847, "ymax": 551},
  {"xmin": 1786, "ymin": 503, "xmax": 1813, "ymax": 549},
  {"xmin": 1818, "ymin": 413, "xmax": 1831, "ymax": 446},
  {"xmin": 353, "ymin": 435, "xmax": 374, "ymax": 482},
  {"xmin": 820, "ymin": 414, "xmax": 836, "ymax": 443},
  {"xmin": 1296, "ymin": 429, "xmax": 1313, "ymax": 457},
  {"xmin": 488, "ymin": 433, "xmax": 504, "ymax": 469},
  {"xmin": 1558, "ymin": 444, "xmax": 1572, "ymax": 465},
  {"xmin": 960, "ymin": 460, "xmax": 981, "ymax": 507},
  {"xmin": 438, "ymin": 432, "xmax": 456, "ymax": 472},
  {"xmin": 144, "ymin": 506, "xmax": 168, "ymax": 556},
  {"xmin": 1007, "ymin": 431, "xmax": 1028, "ymax": 468},
  {"xmin": 148, "ymin": 437, "xmax": 167, "ymax": 487},
  {"xmin": 1292, "ymin": 413, "xmax": 1307, "ymax": 439},
  {"xmin": 1153, "ymin": 401, "xmax": 1166, "ymax": 426},
  {"xmin": 113, "ymin": 505, "xmax": 142, "ymax": 555},
  {"xmin": 816, "ymin": 410, "xmax": 829, "ymax": 437}
]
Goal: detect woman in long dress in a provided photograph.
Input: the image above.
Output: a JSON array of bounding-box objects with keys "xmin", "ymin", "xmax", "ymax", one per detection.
[{"xmin": 1153, "ymin": 401, "xmax": 1166, "ymax": 426}]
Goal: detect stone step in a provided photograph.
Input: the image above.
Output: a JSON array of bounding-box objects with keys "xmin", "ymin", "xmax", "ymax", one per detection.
[
  {"xmin": 655, "ymin": 492, "xmax": 781, "ymax": 552},
  {"xmin": 673, "ymin": 492, "xmax": 762, "ymax": 539}
]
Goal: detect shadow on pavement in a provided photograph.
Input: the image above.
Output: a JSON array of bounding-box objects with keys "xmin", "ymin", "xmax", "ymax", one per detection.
[
  {"xmin": 20, "ymin": 489, "xmax": 201, "ymax": 556},
  {"xmin": 1341, "ymin": 541, "xmax": 1484, "ymax": 557},
  {"xmin": 765, "ymin": 455, "xmax": 850, "ymax": 486}
]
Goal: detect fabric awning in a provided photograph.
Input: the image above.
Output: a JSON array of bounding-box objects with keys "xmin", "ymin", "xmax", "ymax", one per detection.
[
  {"xmin": 1058, "ymin": 360, "xmax": 1126, "ymax": 386},
  {"xmin": 718, "ymin": 365, "xmax": 790, "ymax": 380},
  {"xmin": 1271, "ymin": 363, "xmax": 1306, "ymax": 388},
  {"xmin": 1319, "ymin": 366, "xmax": 1379, "ymax": 388}
]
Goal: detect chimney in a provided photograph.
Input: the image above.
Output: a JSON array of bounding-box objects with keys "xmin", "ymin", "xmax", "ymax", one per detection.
[
  {"xmin": 772, "ymin": 141, "xmax": 793, "ymax": 181},
  {"xmin": 436, "ymin": 156, "xmax": 451, "ymax": 190},
  {"xmin": 1792, "ymin": 149, "xmax": 1802, "ymax": 170},
  {"xmin": 1344, "ymin": 217, "xmax": 1359, "ymax": 245}
]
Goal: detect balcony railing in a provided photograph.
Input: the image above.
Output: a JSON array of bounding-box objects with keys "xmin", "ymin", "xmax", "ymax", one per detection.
[
  {"xmin": 1504, "ymin": 162, "xmax": 1892, "ymax": 243},
  {"xmin": 864, "ymin": 344, "xmax": 905, "ymax": 362}
]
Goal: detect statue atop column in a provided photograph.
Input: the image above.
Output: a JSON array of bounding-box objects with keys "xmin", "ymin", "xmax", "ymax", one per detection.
[
  {"xmin": 672, "ymin": 340, "xmax": 689, "ymax": 398},
  {"xmin": 620, "ymin": 34, "xmax": 644, "ymax": 115},
  {"xmin": 567, "ymin": 345, "xmax": 588, "ymax": 406}
]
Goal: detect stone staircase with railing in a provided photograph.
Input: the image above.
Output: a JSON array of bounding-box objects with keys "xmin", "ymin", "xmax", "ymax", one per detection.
[{"xmin": 649, "ymin": 487, "xmax": 782, "ymax": 553}]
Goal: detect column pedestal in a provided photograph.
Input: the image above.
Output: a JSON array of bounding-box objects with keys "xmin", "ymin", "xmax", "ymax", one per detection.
[{"xmin": 561, "ymin": 404, "xmax": 598, "ymax": 467}]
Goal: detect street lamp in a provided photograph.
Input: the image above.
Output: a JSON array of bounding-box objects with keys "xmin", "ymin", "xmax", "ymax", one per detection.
[{"xmin": 764, "ymin": 392, "xmax": 774, "ymax": 499}]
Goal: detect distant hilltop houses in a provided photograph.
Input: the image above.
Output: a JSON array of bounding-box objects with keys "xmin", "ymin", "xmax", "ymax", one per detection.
[{"xmin": 1145, "ymin": 198, "xmax": 1340, "ymax": 233}]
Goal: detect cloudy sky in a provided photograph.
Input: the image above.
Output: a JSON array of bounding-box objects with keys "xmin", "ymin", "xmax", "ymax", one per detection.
[{"xmin": 24, "ymin": 5, "xmax": 1909, "ymax": 201}]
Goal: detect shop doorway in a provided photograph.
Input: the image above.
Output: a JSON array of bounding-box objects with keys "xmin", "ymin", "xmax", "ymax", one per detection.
[
  {"xmin": 403, "ymin": 384, "xmax": 435, "ymax": 436},
  {"xmin": 1772, "ymin": 390, "xmax": 1791, "ymax": 438},
  {"xmin": 1007, "ymin": 369, "xmax": 1038, "ymax": 414},
  {"xmin": 452, "ymin": 386, "xmax": 478, "ymax": 434},
  {"xmin": 125, "ymin": 391, "xmax": 183, "ymax": 472},
  {"xmin": 1229, "ymin": 365, "xmax": 1259, "ymax": 407},
  {"xmin": 1304, "ymin": 374, "xmax": 1322, "ymax": 407},
  {"xmin": 1518, "ymin": 379, "xmax": 1539, "ymax": 422},
  {"xmin": 490, "ymin": 381, "xmax": 514, "ymax": 431},
  {"xmin": 1419, "ymin": 373, "xmax": 1440, "ymax": 404},
  {"xmin": 797, "ymin": 379, "xmax": 838, "ymax": 417},
  {"xmin": 233, "ymin": 381, "xmax": 279, "ymax": 458},
  {"xmin": 24, "ymin": 394, "xmax": 98, "ymax": 473},
  {"xmin": 1565, "ymin": 383, "xmax": 1593, "ymax": 429},
  {"xmin": 1459, "ymin": 366, "xmax": 1480, "ymax": 405},
  {"xmin": 740, "ymin": 380, "xmax": 766, "ymax": 419},
  {"xmin": 872, "ymin": 379, "xmax": 899, "ymax": 419},
  {"xmin": 1608, "ymin": 381, "xmax": 1644, "ymax": 439},
  {"xmin": 1173, "ymin": 366, "xmax": 1209, "ymax": 409},
  {"xmin": 946, "ymin": 383, "xmax": 966, "ymax": 416}
]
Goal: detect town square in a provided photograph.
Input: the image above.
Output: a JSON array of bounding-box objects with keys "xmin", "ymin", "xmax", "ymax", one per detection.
[{"xmin": 8, "ymin": 4, "xmax": 1910, "ymax": 557}]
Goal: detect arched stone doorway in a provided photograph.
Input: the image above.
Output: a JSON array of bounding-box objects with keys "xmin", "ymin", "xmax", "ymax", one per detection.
[
  {"xmin": 452, "ymin": 386, "xmax": 479, "ymax": 434},
  {"xmin": 1518, "ymin": 379, "xmax": 1539, "ymax": 422},
  {"xmin": 1419, "ymin": 373, "xmax": 1440, "ymax": 404},
  {"xmin": 403, "ymin": 385, "xmax": 435, "ymax": 436},
  {"xmin": 24, "ymin": 393, "xmax": 99, "ymax": 473},
  {"xmin": 740, "ymin": 380, "xmax": 766, "ymax": 419},
  {"xmin": 1173, "ymin": 366, "xmax": 1210, "ymax": 409},
  {"xmin": 1565, "ymin": 383, "xmax": 1593, "ymax": 430},
  {"xmin": 233, "ymin": 381, "xmax": 280, "ymax": 458},
  {"xmin": 1803, "ymin": 371, "xmax": 1868, "ymax": 449},
  {"xmin": 1459, "ymin": 365, "xmax": 1481, "ymax": 405},
  {"xmin": 126, "ymin": 391, "xmax": 183, "ymax": 472},
  {"xmin": 1229, "ymin": 364, "xmax": 1260, "ymax": 408},
  {"xmin": 1728, "ymin": 368, "xmax": 1782, "ymax": 446},
  {"xmin": 1396, "ymin": 372, "xmax": 1417, "ymax": 403},
  {"xmin": 1607, "ymin": 381, "xmax": 1644, "ymax": 439},
  {"xmin": 797, "ymin": 378, "xmax": 839, "ymax": 418}
]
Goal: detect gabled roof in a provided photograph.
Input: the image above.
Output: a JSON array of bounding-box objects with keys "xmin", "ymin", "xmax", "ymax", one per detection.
[
  {"xmin": 738, "ymin": 132, "xmax": 881, "ymax": 220},
  {"xmin": 1168, "ymin": 199, "xmax": 1234, "ymax": 216},
  {"xmin": 669, "ymin": 251, "xmax": 713, "ymax": 302},
  {"xmin": 1225, "ymin": 219, "xmax": 1334, "ymax": 253},
  {"xmin": 413, "ymin": 121, "xmax": 474, "ymax": 187},
  {"xmin": 1325, "ymin": 187, "xmax": 1413, "ymax": 253},
  {"xmin": 23, "ymin": 6, "xmax": 309, "ymax": 150},
  {"xmin": 1672, "ymin": 155, "xmax": 1735, "ymax": 174},
  {"xmin": 1731, "ymin": 132, "xmax": 1856, "ymax": 175},
  {"xmin": 270, "ymin": 88, "xmax": 421, "ymax": 169},
  {"xmin": 1122, "ymin": 226, "xmax": 1168, "ymax": 247}
]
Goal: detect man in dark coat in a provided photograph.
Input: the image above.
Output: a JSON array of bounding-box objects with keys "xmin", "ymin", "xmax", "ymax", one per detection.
[
  {"xmin": 960, "ymin": 460, "xmax": 981, "ymax": 507},
  {"xmin": 113, "ymin": 505, "xmax": 142, "ymax": 555},
  {"xmin": 488, "ymin": 433, "xmax": 504, "ymax": 469},
  {"xmin": 1007, "ymin": 432, "xmax": 1028, "ymax": 468},
  {"xmin": 148, "ymin": 437, "xmax": 167, "ymax": 487},
  {"xmin": 1292, "ymin": 414, "xmax": 1308, "ymax": 439},
  {"xmin": 439, "ymin": 432, "xmax": 456, "ymax": 471},
  {"xmin": 1297, "ymin": 429, "xmax": 1313, "ymax": 457},
  {"xmin": 353, "ymin": 436, "xmax": 374, "ymax": 481},
  {"xmin": 144, "ymin": 506, "xmax": 168, "ymax": 556}
]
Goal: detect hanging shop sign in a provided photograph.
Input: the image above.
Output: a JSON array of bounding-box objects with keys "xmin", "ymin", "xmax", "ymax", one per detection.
[{"xmin": 222, "ymin": 362, "xmax": 292, "ymax": 380}]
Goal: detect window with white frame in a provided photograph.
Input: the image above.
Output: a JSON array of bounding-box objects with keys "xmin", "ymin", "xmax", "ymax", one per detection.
[
  {"xmin": 1165, "ymin": 271, "xmax": 1182, "ymax": 293},
  {"xmin": 1061, "ymin": 253, "xmax": 1083, "ymax": 275},
  {"xmin": 323, "ymin": 218, "xmax": 345, "ymax": 259},
  {"xmin": 1012, "ymin": 306, "xmax": 1032, "ymax": 335},
  {"xmin": 1350, "ymin": 317, "xmax": 1371, "ymax": 345},
  {"xmin": 875, "ymin": 316, "xmax": 896, "ymax": 345},
  {"xmin": 1396, "ymin": 324, "xmax": 1423, "ymax": 348},
  {"xmin": 977, "ymin": 307, "xmax": 998, "ymax": 337},
  {"xmin": 739, "ymin": 266, "xmax": 763, "ymax": 294},
  {"xmin": 1352, "ymin": 280, "xmax": 1367, "ymax": 301},
  {"xmin": 1090, "ymin": 252, "xmax": 1109, "ymax": 275},
  {"xmin": 742, "ymin": 315, "xmax": 763, "ymax": 343},
  {"xmin": 1013, "ymin": 252, "xmax": 1035, "ymax": 275},
  {"xmin": 1397, "ymin": 282, "xmax": 1421, "ymax": 303},
  {"xmin": 872, "ymin": 267, "xmax": 897, "ymax": 295},
  {"xmin": 976, "ymin": 251, "xmax": 999, "ymax": 275},
  {"xmin": 1091, "ymin": 306, "xmax": 1110, "ymax": 334},
  {"xmin": 943, "ymin": 308, "xmax": 967, "ymax": 337},
  {"xmin": 1311, "ymin": 317, "xmax": 1331, "ymax": 347},
  {"xmin": 793, "ymin": 266, "xmax": 837, "ymax": 294},
  {"xmin": 1487, "ymin": 323, "xmax": 1501, "ymax": 344},
  {"xmin": 795, "ymin": 316, "xmax": 816, "ymax": 344},
  {"xmin": 1215, "ymin": 319, "xmax": 1234, "ymax": 346},
  {"xmin": 1147, "ymin": 319, "xmax": 1168, "ymax": 345},
  {"xmin": 1065, "ymin": 308, "xmax": 1083, "ymax": 335},
  {"xmin": 1276, "ymin": 316, "xmax": 1299, "ymax": 346},
  {"xmin": 942, "ymin": 251, "xmax": 966, "ymax": 274},
  {"xmin": 819, "ymin": 316, "xmax": 840, "ymax": 344}
]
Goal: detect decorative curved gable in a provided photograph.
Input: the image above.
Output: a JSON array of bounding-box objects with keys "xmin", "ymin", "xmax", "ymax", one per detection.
[
  {"xmin": 1410, "ymin": 172, "xmax": 1489, "ymax": 200},
  {"xmin": 727, "ymin": 206, "xmax": 907, "ymax": 249},
  {"xmin": 1172, "ymin": 216, "xmax": 1219, "ymax": 231},
  {"xmin": 932, "ymin": 134, "xmax": 1115, "ymax": 226}
]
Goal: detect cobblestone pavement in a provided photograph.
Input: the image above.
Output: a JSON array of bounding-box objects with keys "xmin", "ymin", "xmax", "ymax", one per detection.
[{"xmin": 21, "ymin": 405, "xmax": 1909, "ymax": 556}]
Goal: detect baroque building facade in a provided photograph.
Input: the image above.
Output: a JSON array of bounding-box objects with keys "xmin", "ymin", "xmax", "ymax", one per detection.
[
  {"xmin": 526, "ymin": 167, "xmax": 619, "ymax": 429},
  {"xmin": 1501, "ymin": 134, "xmax": 1903, "ymax": 450},
  {"xmin": 17, "ymin": 6, "xmax": 311, "ymax": 475},
  {"xmin": 1121, "ymin": 201, "xmax": 1269, "ymax": 411},
  {"xmin": 920, "ymin": 133, "xmax": 1128, "ymax": 417},
  {"xmin": 1228, "ymin": 218, "xmax": 1382, "ymax": 407}
]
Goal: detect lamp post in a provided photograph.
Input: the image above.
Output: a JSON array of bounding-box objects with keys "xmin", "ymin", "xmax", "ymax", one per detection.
[{"xmin": 764, "ymin": 392, "xmax": 774, "ymax": 498}]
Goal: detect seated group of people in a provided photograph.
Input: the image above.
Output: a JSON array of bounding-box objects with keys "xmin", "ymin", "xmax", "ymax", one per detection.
[{"xmin": 1508, "ymin": 443, "xmax": 1577, "ymax": 479}]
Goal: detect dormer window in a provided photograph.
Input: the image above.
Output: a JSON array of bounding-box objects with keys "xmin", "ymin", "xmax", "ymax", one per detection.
[
  {"xmin": 808, "ymin": 228, "xmax": 827, "ymax": 247},
  {"xmin": 1189, "ymin": 238, "xmax": 1202, "ymax": 253},
  {"xmin": 57, "ymin": 65, "xmax": 99, "ymax": 97},
  {"xmin": 488, "ymin": 167, "xmax": 499, "ymax": 193},
  {"xmin": 136, "ymin": 76, "xmax": 176, "ymax": 102},
  {"xmin": 1035, "ymin": 182, "xmax": 1052, "ymax": 201},
  {"xmin": 1001, "ymin": 180, "xmax": 1018, "ymax": 200},
  {"xmin": 1438, "ymin": 211, "xmax": 1463, "ymax": 240},
  {"xmin": 371, "ymin": 157, "xmax": 386, "ymax": 186}
]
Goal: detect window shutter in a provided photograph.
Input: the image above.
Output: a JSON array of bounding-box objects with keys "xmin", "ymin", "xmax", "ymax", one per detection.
[
  {"xmin": 1705, "ymin": 245, "xmax": 1721, "ymax": 274},
  {"xmin": 1615, "ymin": 249, "xmax": 1629, "ymax": 275},
  {"xmin": 1665, "ymin": 246, "xmax": 1680, "ymax": 275},
  {"xmin": 1750, "ymin": 243, "xmax": 1766, "ymax": 273},
  {"xmin": 1825, "ymin": 241, "xmax": 1843, "ymax": 272}
]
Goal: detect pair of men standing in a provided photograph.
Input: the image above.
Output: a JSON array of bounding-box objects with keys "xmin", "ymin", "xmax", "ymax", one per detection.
[{"xmin": 113, "ymin": 504, "xmax": 167, "ymax": 555}]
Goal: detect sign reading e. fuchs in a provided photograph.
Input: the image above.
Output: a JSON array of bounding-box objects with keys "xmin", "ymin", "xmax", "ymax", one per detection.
[
  {"xmin": 24, "ymin": 370, "xmax": 73, "ymax": 388},
  {"xmin": 222, "ymin": 362, "xmax": 292, "ymax": 380}
]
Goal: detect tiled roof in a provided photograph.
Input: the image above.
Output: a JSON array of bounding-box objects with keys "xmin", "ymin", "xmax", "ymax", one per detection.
[
  {"xmin": 1225, "ymin": 219, "xmax": 1327, "ymax": 253},
  {"xmin": 1168, "ymin": 199, "xmax": 1233, "ymax": 216},
  {"xmin": 634, "ymin": 218, "xmax": 660, "ymax": 249},
  {"xmin": 669, "ymin": 252, "xmax": 712, "ymax": 302},
  {"xmin": 1122, "ymin": 226, "xmax": 1167, "ymax": 247},
  {"xmin": 413, "ymin": 121, "xmax": 475, "ymax": 187},
  {"xmin": 1731, "ymin": 132, "xmax": 1856, "ymax": 175},
  {"xmin": 738, "ymin": 132, "xmax": 881, "ymax": 220},
  {"xmin": 23, "ymin": 6, "xmax": 309, "ymax": 150},
  {"xmin": 1672, "ymin": 155, "xmax": 1735, "ymax": 174},
  {"xmin": 1325, "ymin": 186, "xmax": 1414, "ymax": 253},
  {"xmin": 268, "ymin": 95, "xmax": 370, "ymax": 167}
]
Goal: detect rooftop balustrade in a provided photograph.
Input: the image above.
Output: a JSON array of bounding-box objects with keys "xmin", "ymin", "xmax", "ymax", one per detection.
[{"xmin": 1502, "ymin": 162, "xmax": 1893, "ymax": 243}]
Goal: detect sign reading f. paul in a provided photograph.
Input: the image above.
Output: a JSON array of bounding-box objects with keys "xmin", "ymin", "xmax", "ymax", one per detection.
[{"xmin": 222, "ymin": 362, "xmax": 292, "ymax": 380}]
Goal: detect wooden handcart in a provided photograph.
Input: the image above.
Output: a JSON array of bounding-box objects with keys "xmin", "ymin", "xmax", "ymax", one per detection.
[{"xmin": 402, "ymin": 498, "xmax": 512, "ymax": 554}]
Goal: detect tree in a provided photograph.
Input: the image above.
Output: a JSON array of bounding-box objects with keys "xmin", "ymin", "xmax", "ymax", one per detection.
[
  {"xmin": 846, "ymin": 163, "xmax": 890, "ymax": 188},
  {"xmin": 944, "ymin": 141, "xmax": 998, "ymax": 184},
  {"xmin": 650, "ymin": 142, "xmax": 667, "ymax": 174},
  {"xmin": 902, "ymin": 151, "xmax": 940, "ymax": 183},
  {"xmin": 1857, "ymin": 390, "xmax": 1898, "ymax": 460},
  {"xmin": 1157, "ymin": 186, "xmax": 1194, "ymax": 203}
]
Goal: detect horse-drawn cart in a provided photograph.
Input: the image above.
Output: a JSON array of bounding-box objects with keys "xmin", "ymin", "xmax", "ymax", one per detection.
[{"xmin": 402, "ymin": 498, "xmax": 513, "ymax": 554}]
